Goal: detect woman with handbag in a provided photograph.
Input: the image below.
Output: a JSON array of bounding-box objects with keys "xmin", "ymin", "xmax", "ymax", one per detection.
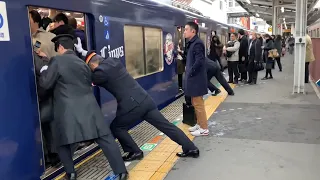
[
  {"xmin": 274, "ymin": 35, "xmax": 283, "ymax": 71},
  {"xmin": 262, "ymin": 34, "xmax": 275, "ymax": 80}
]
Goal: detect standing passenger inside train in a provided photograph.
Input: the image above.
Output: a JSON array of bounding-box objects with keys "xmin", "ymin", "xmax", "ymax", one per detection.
[
  {"xmin": 50, "ymin": 13, "xmax": 75, "ymax": 36},
  {"xmin": 238, "ymin": 29, "xmax": 249, "ymax": 82},
  {"xmin": 69, "ymin": 17, "xmax": 87, "ymax": 50},
  {"xmin": 39, "ymin": 34, "xmax": 128, "ymax": 180},
  {"xmin": 183, "ymin": 22, "xmax": 209, "ymax": 137},
  {"xmin": 177, "ymin": 40, "xmax": 185, "ymax": 91},
  {"xmin": 247, "ymin": 32, "xmax": 262, "ymax": 85},
  {"xmin": 29, "ymin": 10, "xmax": 60, "ymax": 167},
  {"xmin": 74, "ymin": 38, "xmax": 200, "ymax": 162},
  {"xmin": 224, "ymin": 33, "xmax": 240, "ymax": 84}
]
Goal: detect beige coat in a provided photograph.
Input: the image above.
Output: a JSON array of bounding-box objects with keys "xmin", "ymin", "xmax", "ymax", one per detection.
[
  {"xmin": 32, "ymin": 28, "xmax": 58, "ymax": 59},
  {"xmin": 306, "ymin": 34, "xmax": 315, "ymax": 63}
]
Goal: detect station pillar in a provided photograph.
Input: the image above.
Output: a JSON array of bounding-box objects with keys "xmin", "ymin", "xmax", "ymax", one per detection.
[
  {"xmin": 293, "ymin": 0, "xmax": 307, "ymax": 94},
  {"xmin": 291, "ymin": 23, "xmax": 295, "ymax": 36},
  {"xmin": 272, "ymin": 0, "xmax": 279, "ymax": 35}
]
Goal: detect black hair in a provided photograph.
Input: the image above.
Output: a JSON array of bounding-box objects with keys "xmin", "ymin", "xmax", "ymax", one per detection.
[
  {"xmin": 29, "ymin": 10, "xmax": 42, "ymax": 28},
  {"xmin": 42, "ymin": 17, "xmax": 52, "ymax": 30},
  {"xmin": 238, "ymin": 29, "xmax": 245, "ymax": 36},
  {"xmin": 231, "ymin": 32, "xmax": 238, "ymax": 37},
  {"xmin": 276, "ymin": 35, "xmax": 282, "ymax": 40},
  {"xmin": 53, "ymin": 13, "xmax": 69, "ymax": 25},
  {"xmin": 55, "ymin": 39, "xmax": 74, "ymax": 52},
  {"xmin": 68, "ymin": 17, "xmax": 77, "ymax": 29},
  {"xmin": 186, "ymin": 21, "xmax": 199, "ymax": 34}
]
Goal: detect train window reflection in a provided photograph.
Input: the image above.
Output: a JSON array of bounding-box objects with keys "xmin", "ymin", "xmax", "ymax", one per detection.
[
  {"xmin": 124, "ymin": 25, "xmax": 164, "ymax": 78},
  {"xmin": 124, "ymin": 26, "xmax": 145, "ymax": 78}
]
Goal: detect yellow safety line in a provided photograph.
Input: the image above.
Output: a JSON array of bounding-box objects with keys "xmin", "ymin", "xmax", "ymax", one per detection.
[{"xmin": 128, "ymin": 84, "xmax": 236, "ymax": 180}]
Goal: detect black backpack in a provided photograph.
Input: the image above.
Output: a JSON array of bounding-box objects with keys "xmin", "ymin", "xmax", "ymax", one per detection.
[{"xmin": 226, "ymin": 41, "xmax": 235, "ymax": 58}]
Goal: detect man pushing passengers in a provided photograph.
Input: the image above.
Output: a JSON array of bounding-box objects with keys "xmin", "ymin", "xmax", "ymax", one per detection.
[{"xmin": 74, "ymin": 37, "xmax": 200, "ymax": 161}]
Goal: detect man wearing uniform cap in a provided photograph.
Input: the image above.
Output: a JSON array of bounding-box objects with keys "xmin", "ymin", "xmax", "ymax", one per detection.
[
  {"xmin": 74, "ymin": 38, "xmax": 200, "ymax": 162},
  {"xmin": 39, "ymin": 34, "xmax": 128, "ymax": 180}
]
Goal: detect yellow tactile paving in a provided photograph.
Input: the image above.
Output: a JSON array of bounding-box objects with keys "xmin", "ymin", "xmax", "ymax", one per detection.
[
  {"xmin": 143, "ymin": 151, "xmax": 172, "ymax": 162},
  {"xmin": 128, "ymin": 170, "xmax": 155, "ymax": 180},
  {"xmin": 149, "ymin": 172, "xmax": 167, "ymax": 180},
  {"xmin": 128, "ymin": 85, "xmax": 235, "ymax": 180},
  {"xmin": 132, "ymin": 160, "xmax": 164, "ymax": 172},
  {"xmin": 152, "ymin": 144, "xmax": 178, "ymax": 153}
]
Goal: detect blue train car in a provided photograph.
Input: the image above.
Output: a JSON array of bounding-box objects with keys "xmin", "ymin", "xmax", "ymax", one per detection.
[{"xmin": 0, "ymin": 0, "xmax": 235, "ymax": 179}]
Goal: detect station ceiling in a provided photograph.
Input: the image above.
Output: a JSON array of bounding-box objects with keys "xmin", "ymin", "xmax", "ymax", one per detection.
[{"xmin": 231, "ymin": 0, "xmax": 320, "ymax": 28}]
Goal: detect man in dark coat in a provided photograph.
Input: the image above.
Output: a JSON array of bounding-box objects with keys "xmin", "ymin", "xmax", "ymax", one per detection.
[
  {"xmin": 74, "ymin": 38, "xmax": 199, "ymax": 162},
  {"xmin": 247, "ymin": 32, "xmax": 262, "ymax": 85},
  {"xmin": 183, "ymin": 22, "xmax": 208, "ymax": 137},
  {"xmin": 206, "ymin": 58, "xmax": 234, "ymax": 96},
  {"xmin": 238, "ymin": 29, "xmax": 249, "ymax": 82},
  {"xmin": 39, "ymin": 34, "xmax": 127, "ymax": 180}
]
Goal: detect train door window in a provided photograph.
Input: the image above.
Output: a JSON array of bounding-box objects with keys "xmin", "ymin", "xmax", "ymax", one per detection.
[
  {"xmin": 27, "ymin": 6, "xmax": 89, "ymax": 172},
  {"xmin": 124, "ymin": 25, "xmax": 163, "ymax": 78},
  {"xmin": 144, "ymin": 27, "xmax": 163, "ymax": 74},
  {"xmin": 199, "ymin": 32, "xmax": 207, "ymax": 53},
  {"xmin": 123, "ymin": 26, "xmax": 145, "ymax": 78}
]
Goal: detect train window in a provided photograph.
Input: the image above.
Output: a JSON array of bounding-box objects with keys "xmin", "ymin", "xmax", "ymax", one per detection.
[
  {"xmin": 124, "ymin": 25, "xmax": 163, "ymax": 78},
  {"xmin": 199, "ymin": 32, "xmax": 207, "ymax": 54},
  {"xmin": 144, "ymin": 27, "xmax": 163, "ymax": 74},
  {"xmin": 123, "ymin": 26, "xmax": 145, "ymax": 78},
  {"xmin": 317, "ymin": 28, "xmax": 319, "ymax": 37}
]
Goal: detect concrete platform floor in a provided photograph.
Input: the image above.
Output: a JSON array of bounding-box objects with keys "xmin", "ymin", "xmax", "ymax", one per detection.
[{"xmin": 165, "ymin": 54, "xmax": 320, "ymax": 180}]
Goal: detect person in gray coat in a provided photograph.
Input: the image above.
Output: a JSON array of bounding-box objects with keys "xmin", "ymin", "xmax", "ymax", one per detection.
[{"xmin": 39, "ymin": 34, "xmax": 127, "ymax": 180}]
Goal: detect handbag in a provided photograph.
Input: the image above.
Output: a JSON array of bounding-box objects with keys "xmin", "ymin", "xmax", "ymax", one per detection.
[
  {"xmin": 254, "ymin": 61, "xmax": 265, "ymax": 72},
  {"xmin": 268, "ymin": 49, "xmax": 279, "ymax": 58},
  {"xmin": 182, "ymin": 103, "xmax": 197, "ymax": 127}
]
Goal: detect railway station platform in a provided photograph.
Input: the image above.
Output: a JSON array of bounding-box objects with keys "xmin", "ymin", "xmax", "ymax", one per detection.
[{"xmin": 54, "ymin": 53, "xmax": 320, "ymax": 180}]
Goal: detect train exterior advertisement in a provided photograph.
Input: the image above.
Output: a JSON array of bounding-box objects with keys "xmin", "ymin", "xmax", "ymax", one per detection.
[{"xmin": 0, "ymin": 0, "xmax": 187, "ymax": 179}]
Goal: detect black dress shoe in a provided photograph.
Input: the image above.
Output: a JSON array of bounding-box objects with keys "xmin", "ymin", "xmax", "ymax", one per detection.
[
  {"xmin": 66, "ymin": 173, "xmax": 77, "ymax": 180},
  {"xmin": 212, "ymin": 89, "xmax": 221, "ymax": 96},
  {"xmin": 176, "ymin": 149, "xmax": 199, "ymax": 158},
  {"xmin": 228, "ymin": 92, "xmax": 235, "ymax": 96},
  {"xmin": 122, "ymin": 151, "xmax": 144, "ymax": 161},
  {"xmin": 116, "ymin": 172, "xmax": 129, "ymax": 180}
]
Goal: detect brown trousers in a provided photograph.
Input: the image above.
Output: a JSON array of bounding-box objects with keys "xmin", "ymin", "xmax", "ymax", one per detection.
[{"xmin": 191, "ymin": 96, "xmax": 208, "ymax": 129}]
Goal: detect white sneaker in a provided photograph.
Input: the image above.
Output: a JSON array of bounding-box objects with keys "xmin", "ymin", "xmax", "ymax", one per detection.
[
  {"xmin": 191, "ymin": 128, "xmax": 209, "ymax": 136},
  {"xmin": 188, "ymin": 124, "xmax": 200, "ymax": 132}
]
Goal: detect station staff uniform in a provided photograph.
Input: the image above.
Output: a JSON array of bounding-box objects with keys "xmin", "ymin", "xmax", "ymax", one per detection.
[
  {"xmin": 39, "ymin": 34, "xmax": 127, "ymax": 180},
  {"xmin": 82, "ymin": 50, "xmax": 200, "ymax": 161}
]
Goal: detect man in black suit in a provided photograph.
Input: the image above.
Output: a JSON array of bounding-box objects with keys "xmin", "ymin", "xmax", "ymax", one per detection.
[
  {"xmin": 206, "ymin": 58, "xmax": 234, "ymax": 96},
  {"xmin": 39, "ymin": 35, "xmax": 128, "ymax": 180},
  {"xmin": 247, "ymin": 32, "xmax": 262, "ymax": 85},
  {"xmin": 74, "ymin": 38, "xmax": 199, "ymax": 162},
  {"xmin": 238, "ymin": 29, "xmax": 249, "ymax": 82}
]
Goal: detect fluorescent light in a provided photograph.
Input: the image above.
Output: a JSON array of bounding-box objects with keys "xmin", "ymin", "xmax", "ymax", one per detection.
[
  {"xmin": 246, "ymin": 0, "xmax": 251, "ymax": 4},
  {"xmin": 256, "ymin": 13, "xmax": 260, "ymax": 17},
  {"xmin": 281, "ymin": 7, "xmax": 284, "ymax": 13}
]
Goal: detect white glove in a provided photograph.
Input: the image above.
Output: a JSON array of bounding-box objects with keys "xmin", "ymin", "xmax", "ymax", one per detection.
[
  {"xmin": 74, "ymin": 37, "xmax": 88, "ymax": 57},
  {"xmin": 40, "ymin": 65, "xmax": 48, "ymax": 73}
]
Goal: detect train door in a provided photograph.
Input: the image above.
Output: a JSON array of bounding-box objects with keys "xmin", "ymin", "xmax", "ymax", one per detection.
[
  {"xmin": 27, "ymin": 6, "xmax": 95, "ymax": 178},
  {"xmin": 175, "ymin": 26, "xmax": 184, "ymax": 90}
]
